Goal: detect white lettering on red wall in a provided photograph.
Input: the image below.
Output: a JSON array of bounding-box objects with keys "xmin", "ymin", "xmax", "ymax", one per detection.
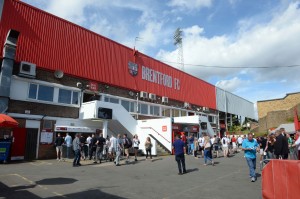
[{"xmin": 142, "ymin": 66, "xmax": 180, "ymax": 90}]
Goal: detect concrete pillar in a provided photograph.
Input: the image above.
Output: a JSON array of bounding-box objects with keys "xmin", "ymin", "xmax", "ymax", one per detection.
[{"xmin": 102, "ymin": 120, "xmax": 108, "ymax": 138}]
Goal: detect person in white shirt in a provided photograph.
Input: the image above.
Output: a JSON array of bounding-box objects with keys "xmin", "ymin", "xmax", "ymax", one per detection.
[
  {"xmin": 198, "ymin": 136, "xmax": 204, "ymax": 158},
  {"xmin": 237, "ymin": 136, "xmax": 243, "ymax": 149},
  {"xmin": 132, "ymin": 134, "xmax": 140, "ymax": 161},
  {"xmin": 292, "ymin": 130, "xmax": 300, "ymax": 160},
  {"xmin": 86, "ymin": 135, "xmax": 92, "ymax": 158},
  {"xmin": 109, "ymin": 135, "xmax": 117, "ymax": 161},
  {"xmin": 221, "ymin": 136, "xmax": 230, "ymax": 158}
]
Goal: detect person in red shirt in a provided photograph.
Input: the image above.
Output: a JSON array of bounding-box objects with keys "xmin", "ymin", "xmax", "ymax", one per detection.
[
  {"xmin": 231, "ymin": 135, "xmax": 237, "ymax": 154},
  {"xmin": 181, "ymin": 132, "xmax": 187, "ymax": 154}
]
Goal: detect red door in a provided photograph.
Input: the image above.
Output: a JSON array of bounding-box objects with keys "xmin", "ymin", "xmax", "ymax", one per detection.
[{"xmin": 11, "ymin": 128, "xmax": 26, "ymax": 160}]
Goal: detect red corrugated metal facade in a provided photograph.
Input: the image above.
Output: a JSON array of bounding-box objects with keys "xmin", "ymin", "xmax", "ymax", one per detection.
[{"xmin": 0, "ymin": 0, "xmax": 216, "ymax": 109}]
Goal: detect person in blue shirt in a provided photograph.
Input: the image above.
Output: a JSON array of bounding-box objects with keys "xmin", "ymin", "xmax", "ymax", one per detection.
[
  {"xmin": 242, "ymin": 133, "xmax": 259, "ymax": 182},
  {"xmin": 173, "ymin": 135, "xmax": 187, "ymax": 175}
]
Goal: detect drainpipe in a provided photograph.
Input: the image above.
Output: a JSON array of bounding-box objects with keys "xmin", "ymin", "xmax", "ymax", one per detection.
[{"xmin": 0, "ymin": 29, "xmax": 20, "ymax": 113}]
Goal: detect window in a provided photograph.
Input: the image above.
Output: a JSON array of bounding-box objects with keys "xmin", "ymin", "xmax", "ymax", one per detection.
[
  {"xmin": 109, "ymin": 97, "xmax": 119, "ymax": 104},
  {"xmin": 130, "ymin": 102, "xmax": 136, "ymax": 112},
  {"xmin": 208, "ymin": 116, "xmax": 215, "ymax": 123},
  {"xmin": 37, "ymin": 85, "xmax": 54, "ymax": 102},
  {"xmin": 180, "ymin": 110, "xmax": 186, "ymax": 117},
  {"xmin": 140, "ymin": 104, "xmax": 148, "ymax": 115},
  {"xmin": 72, "ymin": 92, "xmax": 79, "ymax": 105},
  {"xmin": 58, "ymin": 89, "xmax": 79, "ymax": 105},
  {"xmin": 104, "ymin": 97, "xmax": 119, "ymax": 104},
  {"xmin": 150, "ymin": 106, "xmax": 160, "ymax": 116},
  {"xmin": 28, "ymin": 83, "xmax": 79, "ymax": 105},
  {"xmin": 121, "ymin": 100, "xmax": 130, "ymax": 111},
  {"xmin": 172, "ymin": 109, "xmax": 180, "ymax": 117},
  {"xmin": 28, "ymin": 84, "xmax": 38, "ymax": 99},
  {"xmin": 162, "ymin": 108, "xmax": 171, "ymax": 117},
  {"xmin": 58, "ymin": 89, "xmax": 72, "ymax": 104}
]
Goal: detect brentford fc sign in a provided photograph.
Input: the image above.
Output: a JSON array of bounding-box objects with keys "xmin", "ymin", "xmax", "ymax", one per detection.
[
  {"xmin": 128, "ymin": 61, "xmax": 181, "ymax": 90},
  {"xmin": 128, "ymin": 61, "xmax": 138, "ymax": 76}
]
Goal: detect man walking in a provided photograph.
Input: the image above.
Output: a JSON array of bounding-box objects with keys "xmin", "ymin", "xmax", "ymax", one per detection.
[
  {"xmin": 221, "ymin": 135, "xmax": 229, "ymax": 158},
  {"xmin": 242, "ymin": 133, "xmax": 259, "ymax": 182},
  {"xmin": 274, "ymin": 130, "xmax": 289, "ymax": 159},
  {"xmin": 64, "ymin": 133, "xmax": 72, "ymax": 159},
  {"xmin": 55, "ymin": 133, "xmax": 64, "ymax": 161},
  {"xmin": 114, "ymin": 134, "xmax": 123, "ymax": 166},
  {"xmin": 95, "ymin": 133, "xmax": 106, "ymax": 164},
  {"xmin": 73, "ymin": 133, "xmax": 81, "ymax": 167},
  {"xmin": 173, "ymin": 135, "xmax": 187, "ymax": 175},
  {"xmin": 89, "ymin": 134, "xmax": 97, "ymax": 160}
]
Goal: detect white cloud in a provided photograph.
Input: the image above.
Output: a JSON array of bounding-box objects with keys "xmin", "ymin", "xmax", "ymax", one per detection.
[
  {"xmin": 45, "ymin": 0, "xmax": 95, "ymax": 25},
  {"xmin": 215, "ymin": 77, "xmax": 243, "ymax": 92},
  {"xmin": 168, "ymin": 0, "xmax": 213, "ymax": 10},
  {"xmin": 157, "ymin": 2, "xmax": 300, "ymax": 83},
  {"xmin": 138, "ymin": 22, "xmax": 163, "ymax": 48}
]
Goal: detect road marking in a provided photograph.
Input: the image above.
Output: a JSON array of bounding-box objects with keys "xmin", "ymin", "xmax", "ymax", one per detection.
[
  {"xmin": 0, "ymin": 173, "xmax": 66, "ymax": 198},
  {"xmin": 53, "ymin": 192, "xmax": 67, "ymax": 197},
  {"xmin": 91, "ymin": 163, "xmax": 115, "ymax": 167},
  {"xmin": 30, "ymin": 161, "xmax": 53, "ymax": 166}
]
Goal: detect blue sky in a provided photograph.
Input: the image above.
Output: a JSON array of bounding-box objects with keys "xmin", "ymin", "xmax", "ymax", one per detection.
[{"xmin": 22, "ymin": 0, "xmax": 300, "ymax": 117}]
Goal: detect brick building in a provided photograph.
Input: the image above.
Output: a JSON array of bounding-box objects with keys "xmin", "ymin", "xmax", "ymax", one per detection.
[
  {"xmin": 257, "ymin": 92, "xmax": 300, "ymax": 132},
  {"xmin": 0, "ymin": 0, "xmax": 255, "ymax": 160}
]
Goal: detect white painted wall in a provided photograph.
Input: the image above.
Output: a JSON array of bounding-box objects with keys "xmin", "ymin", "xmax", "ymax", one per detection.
[
  {"xmin": 10, "ymin": 76, "xmax": 80, "ymax": 108},
  {"xmin": 80, "ymin": 101, "xmax": 137, "ymax": 136},
  {"xmin": 137, "ymin": 118, "xmax": 172, "ymax": 155}
]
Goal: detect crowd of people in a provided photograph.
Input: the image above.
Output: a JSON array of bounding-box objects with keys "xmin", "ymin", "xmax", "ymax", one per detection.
[
  {"xmin": 54, "ymin": 132, "xmax": 153, "ymax": 167},
  {"xmin": 54, "ymin": 128, "xmax": 300, "ymax": 181}
]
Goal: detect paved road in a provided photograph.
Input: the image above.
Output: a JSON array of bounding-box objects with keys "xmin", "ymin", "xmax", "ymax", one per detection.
[{"xmin": 0, "ymin": 152, "xmax": 262, "ymax": 199}]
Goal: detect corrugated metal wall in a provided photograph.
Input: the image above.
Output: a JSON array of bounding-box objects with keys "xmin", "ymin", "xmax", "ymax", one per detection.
[
  {"xmin": 0, "ymin": 0, "xmax": 216, "ymax": 109},
  {"xmin": 216, "ymin": 87, "xmax": 255, "ymax": 118}
]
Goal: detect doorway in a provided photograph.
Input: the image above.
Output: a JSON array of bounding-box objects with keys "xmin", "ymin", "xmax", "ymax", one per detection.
[{"xmin": 24, "ymin": 128, "xmax": 38, "ymax": 161}]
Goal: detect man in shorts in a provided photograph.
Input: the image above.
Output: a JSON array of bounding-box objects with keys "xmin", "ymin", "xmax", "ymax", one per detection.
[
  {"xmin": 123, "ymin": 134, "xmax": 132, "ymax": 163},
  {"xmin": 213, "ymin": 135, "xmax": 220, "ymax": 158},
  {"xmin": 55, "ymin": 133, "xmax": 64, "ymax": 161},
  {"xmin": 221, "ymin": 135, "xmax": 229, "ymax": 158}
]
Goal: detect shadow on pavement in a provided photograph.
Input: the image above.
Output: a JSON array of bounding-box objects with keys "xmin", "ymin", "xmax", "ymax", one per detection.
[
  {"xmin": 256, "ymin": 173, "xmax": 262, "ymax": 178},
  {"xmin": 0, "ymin": 181, "xmax": 126, "ymax": 199},
  {"xmin": 150, "ymin": 158, "xmax": 163, "ymax": 162},
  {"xmin": 186, "ymin": 168, "xmax": 199, "ymax": 173},
  {"xmin": 36, "ymin": 177, "xmax": 77, "ymax": 185},
  {"xmin": 0, "ymin": 182, "xmax": 39, "ymax": 199}
]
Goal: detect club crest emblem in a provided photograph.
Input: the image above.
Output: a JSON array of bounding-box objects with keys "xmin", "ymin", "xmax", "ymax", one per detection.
[{"xmin": 128, "ymin": 61, "xmax": 138, "ymax": 77}]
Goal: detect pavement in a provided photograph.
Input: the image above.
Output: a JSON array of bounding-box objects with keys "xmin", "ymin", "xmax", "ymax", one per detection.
[{"xmin": 0, "ymin": 152, "xmax": 262, "ymax": 199}]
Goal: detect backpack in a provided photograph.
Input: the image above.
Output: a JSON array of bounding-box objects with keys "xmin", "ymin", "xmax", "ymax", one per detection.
[
  {"xmin": 223, "ymin": 138, "xmax": 226, "ymax": 145},
  {"xmin": 126, "ymin": 138, "xmax": 132, "ymax": 148}
]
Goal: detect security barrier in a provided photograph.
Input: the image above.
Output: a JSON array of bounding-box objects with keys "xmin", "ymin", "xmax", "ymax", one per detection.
[{"xmin": 262, "ymin": 159, "xmax": 300, "ymax": 199}]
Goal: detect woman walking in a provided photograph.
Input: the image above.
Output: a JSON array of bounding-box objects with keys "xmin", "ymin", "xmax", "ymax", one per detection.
[
  {"xmin": 145, "ymin": 137, "xmax": 153, "ymax": 160},
  {"xmin": 265, "ymin": 134, "xmax": 275, "ymax": 159},
  {"xmin": 133, "ymin": 135, "xmax": 140, "ymax": 161},
  {"xmin": 193, "ymin": 137, "xmax": 199, "ymax": 159},
  {"xmin": 203, "ymin": 133, "xmax": 214, "ymax": 166}
]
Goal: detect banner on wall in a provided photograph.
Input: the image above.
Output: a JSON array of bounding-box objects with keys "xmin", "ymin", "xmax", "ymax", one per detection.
[{"xmin": 40, "ymin": 129, "xmax": 53, "ymax": 144}]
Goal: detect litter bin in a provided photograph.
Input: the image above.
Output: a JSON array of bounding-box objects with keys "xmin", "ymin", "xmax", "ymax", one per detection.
[{"xmin": 0, "ymin": 141, "xmax": 12, "ymax": 163}]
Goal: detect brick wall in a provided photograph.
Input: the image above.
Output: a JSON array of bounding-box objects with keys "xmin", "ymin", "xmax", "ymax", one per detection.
[
  {"xmin": 257, "ymin": 93, "xmax": 300, "ymax": 119},
  {"xmin": 258, "ymin": 104, "xmax": 300, "ymax": 132},
  {"xmin": 8, "ymin": 100, "xmax": 79, "ymax": 118}
]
